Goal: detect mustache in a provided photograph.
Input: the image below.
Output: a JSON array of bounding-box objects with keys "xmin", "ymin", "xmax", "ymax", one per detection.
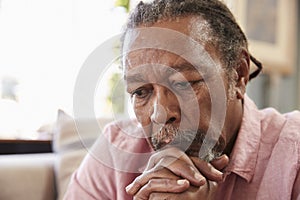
[
  {"xmin": 151, "ymin": 124, "xmax": 197, "ymax": 150},
  {"xmin": 150, "ymin": 124, "xmax": 225, "ymax": 161},
  {"xmin": 151, "ymin": 124, "xmax": 206, "ymax": 151}
]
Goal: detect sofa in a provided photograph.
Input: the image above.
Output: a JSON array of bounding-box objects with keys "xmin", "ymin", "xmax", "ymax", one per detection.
[{"xmin": 0, "ymin": 110, "xmax": 112, "ymax": 200}]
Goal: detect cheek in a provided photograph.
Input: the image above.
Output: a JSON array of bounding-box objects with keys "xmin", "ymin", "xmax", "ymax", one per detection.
[
  {"xmin": 195, "ymin": 86, "xmax": 212, "ymax": 113},
  {"xmin": 179, "ymin": 87, "xmax": 211, "ymax": 130},
  {"xmin": 133, "ymin": 101, "xmax": 151, "ymax": 126},
  {"xmin": 133, "ymin": 102, "xmax": 153, "ymax": 138},
  {"xmin": 196, "ymin": 89, "xmax": 212, "ymax": 129}
]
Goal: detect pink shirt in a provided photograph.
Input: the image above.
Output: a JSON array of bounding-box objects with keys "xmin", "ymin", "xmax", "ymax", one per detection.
[{"xmin": 64, "ymin": 96, "xmax": 300, "ymax": 199}]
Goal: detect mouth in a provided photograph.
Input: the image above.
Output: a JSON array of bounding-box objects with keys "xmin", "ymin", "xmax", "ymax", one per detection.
[
  {"xmin": 150, "ymin": 124, "xmax": 179, "ymax": 150},
  {"xmin": 150, "ymin": 124, "xmax": 225, "ymax": 161}
]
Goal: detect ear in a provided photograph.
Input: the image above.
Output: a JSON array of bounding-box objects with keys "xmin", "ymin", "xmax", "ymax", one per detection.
[{"xmin": 235, "ymin": 48, "xmax": 250, "ymax": 99}]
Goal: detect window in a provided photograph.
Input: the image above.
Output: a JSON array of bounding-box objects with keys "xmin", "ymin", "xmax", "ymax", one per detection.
[{"xmin": 0, "ymin": 0, "xmax": 128, "ymax": 140}]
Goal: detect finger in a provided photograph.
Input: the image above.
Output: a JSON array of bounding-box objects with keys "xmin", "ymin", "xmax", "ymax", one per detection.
[
  {"xmin": 126, "ymin": 159, "xmax": 204, "ymax": 196},
  {"xmin": 145, "ymin": 147, "xmax": 205, "ymax": 186},
  {"xmin": 190, "ymin": 157, "xmax": 223, "ymax": 182},
  {"xmin": 149, "ymin": 192, "xmax": 175, "ymax": 200},
  {"xmin": 145, "ymin": 147, "xmax": 193, "ymax": 171},
  {"xmin": 210, "ymin": 154, "xmax": 229, "ymax": 171},
  {"xmin": 133, "ymin": 179, "xmax": 189, "ymax": 200},
  {"xmin": 155, "ymin": 156, "xmax": 206, "ymax": 186},
  {"xmin": 126, "ymin": 167, "xmax": 179, "ymax": 196},
  {"xmin": 148, "ymin": 184, "xmax": 209, "ymax": 200},
  {"xmin": 127, "ymin": 147, "xmax": 206, "ymax": 195}
]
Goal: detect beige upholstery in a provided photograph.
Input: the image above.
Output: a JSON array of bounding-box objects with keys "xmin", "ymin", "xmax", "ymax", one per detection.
[
  {"xmin": 0, "ymin": 110, "xmax": 112, "ymax": 200},
  {"xmin": 0, "ymin": 153, "xmax": 56, "ymax": 200}
]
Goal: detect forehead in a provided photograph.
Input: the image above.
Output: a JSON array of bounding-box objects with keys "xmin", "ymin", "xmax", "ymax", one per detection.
[
  {"xmin": 124, "ymin": 49, "xmax": 222, "ymax": 88},
  {"xmin": 123, "ymin": 15, "xmax": 222, "ymax": 74},
  {"xmin": 125, "ymin": 50, "xmax": 196, "ymax": 77},
  {"xmin": 123, "ymin": 16, "xmax": 209, "ymax": 54}
]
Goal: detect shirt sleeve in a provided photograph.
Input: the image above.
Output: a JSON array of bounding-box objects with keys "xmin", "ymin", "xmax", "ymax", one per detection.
[
  {"xmin": 64, "ymin": 167, "xmax": 110, "ymax": 200},
  {"xmin": 292, "ymin": 168, "xmax": 300, "ymax": 200},
  {"xmin": 63, "ymin": 140, "xmax": 137, "ymax": 200},
  {"xmin": 290, "ymin": 111, "xmax": 300, "ymax": 200},
  {"xmin": 292, "ymin": 135, "xmax": 300, "ymax": 200},
  {"xmin": 63, "ymin": 122, "xmax": 120, "ymax": 199},
  {"xmin": 63, "ymin": 120, "xmax": 148, "ymax": 200},
  {"xmin": 63, "ymin": 152, "xmax": 114, "ymax": 200}
]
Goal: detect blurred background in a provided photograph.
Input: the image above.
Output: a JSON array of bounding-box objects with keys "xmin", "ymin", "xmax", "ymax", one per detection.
[{"xmin": 0, "ymin": 0, "xmax": 299, "ymax": 140}]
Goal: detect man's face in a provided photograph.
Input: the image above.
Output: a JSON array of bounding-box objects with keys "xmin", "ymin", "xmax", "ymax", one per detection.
[{"xmin": 123, "ymin": 16, "xmax": 235, "ymax": 160}]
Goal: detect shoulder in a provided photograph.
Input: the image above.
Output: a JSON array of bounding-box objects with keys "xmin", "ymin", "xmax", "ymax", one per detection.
[
  {"xmin": 283, "ymin": 110, "xmax": 300, "ymax": 129},
  {"xmin": 281, "ymin": 110, "xmax": 300, "ymax": 145},
  {"xmin": 102, "ymin": 119, "xmax": 148, "ymax": 146},
  {"xmin": 258, "ymin": 108, "xmax": 300, "ymax": 162},
  {"xmin": 281, "ymin": 111, "xmax": 300, "ymax": 176},
  {"xmin": 260, "ymin": 109, "xmax": 300, "ymax": 163},
  {"xmin": 93, "ymin": 118, "xmax": 152, "ymax": 157},
  {"xmin": 281, "ymin": 110, "xmax": 300, "ymax": 141},
  {"xmin": 103, "ymin": 118, "xmax": 141, "ymax": 134},
  {"xmin": 260, "ymin": 108, "xmax": 300, "ymax": 139},
  {"xmin": 66, "ymin": 119, "xmax": 150, "ymax": 198}
]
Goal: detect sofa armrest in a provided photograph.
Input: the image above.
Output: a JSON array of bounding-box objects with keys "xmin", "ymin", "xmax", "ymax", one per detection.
[{"xmin": 0, "ymin": 153, "xmax": 56, "ymax": 200}]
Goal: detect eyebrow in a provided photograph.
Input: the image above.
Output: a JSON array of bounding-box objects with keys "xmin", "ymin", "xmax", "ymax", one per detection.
[
  {"xmin": 124, "ymin": 73, "xmax": 146, "ymax": 84},
  {"xmin": 170, "ymin": 63, "xmax": 198, "ymax": 73},
  {"xmin": 124, "ymin": 62, "xmax": 200, "ymax": 83}
]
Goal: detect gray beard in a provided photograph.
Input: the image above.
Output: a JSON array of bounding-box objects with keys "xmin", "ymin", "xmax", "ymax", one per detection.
[{"xmin": 150, "ymin": 124, "xmax": 225, "ymax": 162}]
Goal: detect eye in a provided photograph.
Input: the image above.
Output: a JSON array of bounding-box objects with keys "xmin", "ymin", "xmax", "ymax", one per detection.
[
  {"xmin": 172, "ymin": 81, "xmax": 191, "ymax": 90},
  {"xmin": 172, "ymin": 80, "xmax": 205, "ymax": 91},
  {"xmin": 132, "ymin": 88, "xmax": 151, "ymax": 99}
]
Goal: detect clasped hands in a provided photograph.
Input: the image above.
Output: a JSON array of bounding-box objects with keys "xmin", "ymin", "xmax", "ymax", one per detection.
[{"xmin": 126, "ymin": 147, "xmax": 229, "ymax": 200}]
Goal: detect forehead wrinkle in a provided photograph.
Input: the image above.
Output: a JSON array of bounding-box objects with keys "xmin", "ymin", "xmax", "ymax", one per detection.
[
  {"xmin": 125, "ymin": 66, "xmax": 148, "ymax": 84},
  {"xmin": 171, "ymin": 62, "xmax": 197, "ymax": 73},
  {"xmin": 171, "ymin": 59, "xmax": 210, "ymax": 77},
  {"xmin": 125, "ymin": 57, "xmax": 202, "ymax": 82},
  {"xmin": 126, "ymin": 64, "xmax": 178, "ymax": 85}
]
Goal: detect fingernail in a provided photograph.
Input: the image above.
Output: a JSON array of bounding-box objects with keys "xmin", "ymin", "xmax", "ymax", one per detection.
[
  {"xmin": 194, "ymin": 173, "xmax": 206, "ymax": 184},
  {"xmin": 214, "ymin": 155, "xmax": 225, "ymax": 160},
  {"xmin": 177, "ymin": 179, "xmax": 188, "ymax": 185},
  {"xmin": 194, "ymin": 173, "xmax": 203, "ymax": 180},
  {"xmin": 125, "ymin": 183, "xmax": 133, "ymax": 192}
]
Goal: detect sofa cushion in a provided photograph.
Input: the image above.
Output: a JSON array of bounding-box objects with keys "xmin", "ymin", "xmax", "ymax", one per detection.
[
  {"xmin": 0, "ymin": 153, "xmax": 55, "ymax": 200},
  {"xmin": 53, "ymin": 110, "xmax": 112, "ymax": 200}
]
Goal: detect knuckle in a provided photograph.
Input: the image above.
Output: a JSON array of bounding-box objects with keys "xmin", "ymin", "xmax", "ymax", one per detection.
[
  {"xmin": 162, "ymin": 179, "xmax": 178, "ymax": 189},
  {"xmin": 146, "ymin": 179, "xmax": 157, "ymax": 188},
  {"xmin": 146, "ymin": 179, "xmax": 174, "ymax": 189},
  {"xmin": 176, "ymin": 162, "xmax": 194, "ymax": 173},
  {"xmin": 149, "ymin": 153, "xmax": 159, "ymax": 163},
  {"xmin": 166, "ymin": 157, "xmax": 183, "ymax": 169},
  {"xmin": 160, "ymin": 156, "xmax": 175, "ymax": 167}
]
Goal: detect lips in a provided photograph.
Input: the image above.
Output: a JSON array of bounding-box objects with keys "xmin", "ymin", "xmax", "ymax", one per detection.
[
  {"xmin": 150, "ymin": 124, "xmax": 200, "ymax": 152},
  {"xmin": 151, "ymin": 124, "xmax": 178, "ymax": 150}
]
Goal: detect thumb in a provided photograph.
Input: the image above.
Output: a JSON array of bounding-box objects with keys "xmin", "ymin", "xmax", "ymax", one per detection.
[{"xmin": 210, "ymin": 154, "xmax": 229, "ymax": 171}]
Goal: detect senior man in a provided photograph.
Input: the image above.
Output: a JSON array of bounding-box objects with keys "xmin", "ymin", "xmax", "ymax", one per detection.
[{"xmin": 65, "ymin": 0, "xmax": 300, "ymax": 199}]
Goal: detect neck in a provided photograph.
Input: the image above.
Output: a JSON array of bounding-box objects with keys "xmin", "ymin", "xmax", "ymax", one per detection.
[{"xmin": 222, "ymin": 98, "xmax": 244, "ymax": 156}]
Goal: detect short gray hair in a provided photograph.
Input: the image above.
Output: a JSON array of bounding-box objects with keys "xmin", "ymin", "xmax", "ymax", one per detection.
[{"xmin": 124, "ymin": 0, "xmax": 248, "ymax": 70}]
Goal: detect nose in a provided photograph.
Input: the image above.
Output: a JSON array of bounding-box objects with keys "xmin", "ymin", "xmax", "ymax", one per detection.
[{"xmin": 150, "ymin": 87, "xmax": 180, "ymax": 125}]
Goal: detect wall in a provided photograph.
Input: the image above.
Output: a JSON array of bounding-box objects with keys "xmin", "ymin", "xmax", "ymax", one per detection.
[{"xmin": 246, "ymin": 2, "xmax": 299, "ymax": 113}]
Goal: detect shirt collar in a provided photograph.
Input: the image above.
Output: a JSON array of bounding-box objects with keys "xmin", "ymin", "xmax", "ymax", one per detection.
[{"xmin": 224, "ymin": 94, "xmax": 262, "ymax": 183}]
